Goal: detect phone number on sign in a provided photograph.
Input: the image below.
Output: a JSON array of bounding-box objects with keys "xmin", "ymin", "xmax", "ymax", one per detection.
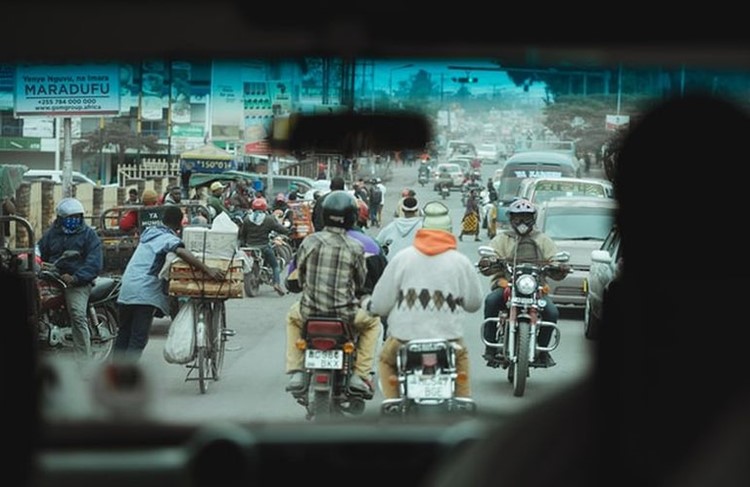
[{"xmin": 35, "ymin": 98, "xmax": 102, "ymax": 110}]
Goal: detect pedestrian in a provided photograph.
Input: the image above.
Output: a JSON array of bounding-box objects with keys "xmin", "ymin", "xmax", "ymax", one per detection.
[
  {"xmin": 119, "ymin": 188, "xmax": 160, "ymax": 234},
  {"xmin": 458, "ymin": 189, "xmax": 481, "ymax": 241},
  {"xmin": 114, "ymin": 205, "xmax": 225, "ymax": 361},
  {"xmin": 126, "ymin": 188, "xmax": 141, "ymax": 205},
  {"xmin": 206, "ymin": 181, "xmax": 230, "ymax": 219}
]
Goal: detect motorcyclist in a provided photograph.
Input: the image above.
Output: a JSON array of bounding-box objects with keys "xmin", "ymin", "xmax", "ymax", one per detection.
[
  {"xmin": 37, "ymin": 197, "xmax": 104, "ymax": 368},
  {"xmin": 238, "ymin": 197, "xmax": 290, "ymax": 296},
  {"xmin": 367, "ymin": 200, "xmax": 483, "ymax": 399},
  {"xmin": 418, "ymin": 161, "xmax": 431, "ymax": 180},
  {"xmin": 284, "ymin": 190, "xmax": 381, "ymax": 397},
  {"xmin": 480, "ymin": 198, "xmax": 569, "ymax": 367}
]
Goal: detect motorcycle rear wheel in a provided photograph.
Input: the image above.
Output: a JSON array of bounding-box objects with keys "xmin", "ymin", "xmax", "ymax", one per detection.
[{"xmin": 244, "ymin": 263, "xmax": 261, "ymax": 297}]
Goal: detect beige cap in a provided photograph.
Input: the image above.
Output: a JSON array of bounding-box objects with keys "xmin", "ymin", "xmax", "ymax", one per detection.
[
  {"xmin": 422, "ymin": 201, "xmax": 452, "ymax": 232},
  {"xmin": 210, "ymin": 181, "xmax": 225, "ymax": 192}
]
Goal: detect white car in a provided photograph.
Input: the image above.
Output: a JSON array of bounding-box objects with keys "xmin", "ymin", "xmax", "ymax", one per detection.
[
  {"xmin": 22, "ymin": 169, "xmax": 118, "ymax": 187},
  {"xmin": 476, "ymin": 143, "xmax": 501, "ymax": 165}
]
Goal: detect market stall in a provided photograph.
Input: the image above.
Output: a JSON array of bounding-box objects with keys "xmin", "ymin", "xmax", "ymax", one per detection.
[{"xmin": 179, "ymin": 143, "xmax": 238, "ymax": 195}]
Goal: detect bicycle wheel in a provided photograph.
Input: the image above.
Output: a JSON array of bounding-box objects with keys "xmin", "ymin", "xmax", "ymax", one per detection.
[
  {"xmin": 196, "ymin": 346, "xmax": 209, "ymax": 394},
  {"xmin": 210, "ymin": 300, "xmax": 227, "ymax": 380},
  {"xmin": 195, "ymin": 302, "xmax": 210, "ymax": 394}
]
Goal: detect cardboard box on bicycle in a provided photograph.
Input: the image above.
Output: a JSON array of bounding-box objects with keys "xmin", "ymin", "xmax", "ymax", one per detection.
[
  {"xmin": 168, "ymin": 255, "xmax": 243, "ymax": 299},
  {"xmin": 181, "ymin": 213, "xmax": 239, "ymax": 259}
]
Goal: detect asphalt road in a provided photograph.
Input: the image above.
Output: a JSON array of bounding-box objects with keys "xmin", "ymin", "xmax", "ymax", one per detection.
[{"xmin": 42, "ymin": 159, "xmax": 598, "ymax": 423}]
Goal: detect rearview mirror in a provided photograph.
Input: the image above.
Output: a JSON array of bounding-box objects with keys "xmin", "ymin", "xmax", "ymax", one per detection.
[{"xmin": 271, "ymin": 112, "xmax": 432, "ymax": 154}]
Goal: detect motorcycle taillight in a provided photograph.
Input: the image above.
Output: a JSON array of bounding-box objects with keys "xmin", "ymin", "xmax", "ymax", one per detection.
[
  {"xmin": 306, "ymin": 320, "xmax": 345, "ymax": 335},
  {"xmin": 310, "ymin": 338, "xmax": 337, "ymax": 350}
]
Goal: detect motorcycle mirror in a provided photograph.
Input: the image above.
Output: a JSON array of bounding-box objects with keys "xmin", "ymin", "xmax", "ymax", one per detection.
[
  {"xmin": 551, "ymin": 251, "xmax": 570, "ymax": 263},
  {"xmin": 477, "ymin": 246, "xmax": 498, "ymax": 257}
]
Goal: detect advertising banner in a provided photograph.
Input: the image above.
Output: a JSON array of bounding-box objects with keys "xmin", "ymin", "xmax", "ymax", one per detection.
[{"xmin": 15, "ymin": 64, "xmax": 120, "ymax": 116}]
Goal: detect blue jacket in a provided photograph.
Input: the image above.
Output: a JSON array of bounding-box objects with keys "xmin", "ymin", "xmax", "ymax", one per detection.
[
  {"xmin": 117, "ymin": 224, "xmax": 184, "ymax": 315},
  {"xmin": 37, "ymin": 219, "xmax": 103, "ymax": 286}
]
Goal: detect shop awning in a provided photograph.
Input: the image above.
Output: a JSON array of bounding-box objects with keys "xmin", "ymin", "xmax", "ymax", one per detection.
[{"xmin": 179, "ymin": 143, "xmax": 237, "ymax": 173}]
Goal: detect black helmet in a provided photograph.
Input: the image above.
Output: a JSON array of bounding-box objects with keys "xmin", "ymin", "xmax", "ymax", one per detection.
[{"xmin": 322, "ymin": 190, "xmax": 358, "ymax": 229}]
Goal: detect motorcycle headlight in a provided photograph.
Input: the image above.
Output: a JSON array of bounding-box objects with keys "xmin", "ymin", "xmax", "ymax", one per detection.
[{"xmin": 515, "ymin": 274, "xmax": 538, "ymax": 295}]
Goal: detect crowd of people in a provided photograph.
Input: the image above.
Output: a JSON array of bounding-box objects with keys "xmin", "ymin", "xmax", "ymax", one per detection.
[{"xmin": 33, "ymin": 161, "xmax": 573, "ymax": 412}]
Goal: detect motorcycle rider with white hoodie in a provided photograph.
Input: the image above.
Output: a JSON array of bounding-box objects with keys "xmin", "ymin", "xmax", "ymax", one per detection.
[
  {"xmin": 375, "ymin": 196, "xmax": 422, "ymax": 262},
  {"xmin": 365, "ymin": 201, "xmax": 483, "ymax": 399}
]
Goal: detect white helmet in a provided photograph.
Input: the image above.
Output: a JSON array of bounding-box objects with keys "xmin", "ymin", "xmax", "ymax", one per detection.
[
  {"xmin": 508, "ymin": 198, "xmax": 536, "ymax": 235},
  {"xmin": 56, "ymin": 197, "xmax": 85, "ymax": 217}
]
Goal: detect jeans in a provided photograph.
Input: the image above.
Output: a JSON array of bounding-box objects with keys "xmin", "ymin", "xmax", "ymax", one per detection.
[
  {"xmin": 261, "ymin": 245, "xmax": 281, "ymax": 285},
  {"xmin": 64, "ymin": 284, "xmax": 92, "ymax": 362},
  {"xmin": 483, "ymin": 288, "xmax": 560, "ymax": 347},
  {"xmin": 114, "ymin": 304, "xmax": 156, "ymax": 361}
]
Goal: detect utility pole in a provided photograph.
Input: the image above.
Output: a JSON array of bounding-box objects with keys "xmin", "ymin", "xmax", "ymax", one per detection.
[{"xmin": 61, "ymin": 117, "xmax": 73, "ymax": 198}]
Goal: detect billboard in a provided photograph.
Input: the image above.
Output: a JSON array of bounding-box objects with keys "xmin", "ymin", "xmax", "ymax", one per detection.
[{"xmin": 15, "ymin": 64, "xmax": 120, "ymax": 116}]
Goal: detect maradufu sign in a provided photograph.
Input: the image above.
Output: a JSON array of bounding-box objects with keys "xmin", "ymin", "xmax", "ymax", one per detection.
[{"xmin": 14, "ymin": 64, "xmax": 120, "ymax": 116}]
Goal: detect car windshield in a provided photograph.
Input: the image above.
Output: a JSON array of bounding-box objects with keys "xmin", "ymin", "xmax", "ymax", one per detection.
[
  {"xmin": 3, "ymin": 19, "xmax": 750, "ymax": 486},
  {"xmin": 542, "ymin": 207, "xmax": 616, "ymax": 240}
]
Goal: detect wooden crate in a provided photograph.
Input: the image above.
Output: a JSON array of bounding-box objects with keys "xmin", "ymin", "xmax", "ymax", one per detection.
[{"xmin": 168, "ymin": 257, "xmax": 244, "ymax": 298}]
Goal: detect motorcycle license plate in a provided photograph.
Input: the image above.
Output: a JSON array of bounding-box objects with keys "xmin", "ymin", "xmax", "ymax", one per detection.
[
  {"xmin": 512, "ymin": 296, "xmax": 535, "ymax": 305},
  {"xmin": 405, "ymin": 375, "xmax": 452, "ymax": 399},
  {"xmin": 305, "ymin": 349, "xmax": 343, "ymax": 369}
]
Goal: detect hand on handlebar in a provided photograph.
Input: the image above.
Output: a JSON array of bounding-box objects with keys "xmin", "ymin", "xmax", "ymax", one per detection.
[{"xmin": 60, "ymin": 273, "xmax": 75, "ymax": 285}]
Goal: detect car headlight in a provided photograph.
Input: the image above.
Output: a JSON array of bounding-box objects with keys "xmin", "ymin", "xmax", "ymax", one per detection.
[{"xmin": 515, "ymin": 274, "xmax": 538, "ymax": 295}]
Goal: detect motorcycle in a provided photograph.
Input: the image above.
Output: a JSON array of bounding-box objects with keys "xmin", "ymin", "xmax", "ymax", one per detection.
[
  {"xmin": 418, "ymin": 171, "xmax": 430, "ymax": 187},
  {"xmin": 240, "ymin": 231, "xmax": 293, "ymax": 297},
  {"xmin": 36, "ymin": 250, "xmax": 121, "ymax": 363},
  {"xmin": 476, "ymin": 246, "xmax": 570, "ymax": 397},
  {"xmin": 380, "ymin": 338, "xmax": 476, "ymax": 418},
  {"xmin": 289, "ymin": 316, "xmax": 373, "ymax": 421},
  {"xmin": 440, "ymin": 182, "xmax": 450, "ymax": 200}
]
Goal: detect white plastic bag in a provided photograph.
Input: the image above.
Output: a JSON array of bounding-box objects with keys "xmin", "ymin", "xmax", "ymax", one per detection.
[{"xmin": 163, "ymin": 301, "xmax": 196, "ymax": 364}]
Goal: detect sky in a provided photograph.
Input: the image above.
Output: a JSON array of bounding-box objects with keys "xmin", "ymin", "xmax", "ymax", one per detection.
[{"xmin": 372, "ymin": 59, "xmax": 517, "ymax": 95}]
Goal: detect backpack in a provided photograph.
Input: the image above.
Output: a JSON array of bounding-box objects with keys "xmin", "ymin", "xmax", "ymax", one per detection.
[{"xmin": 369, "ymin": 187, "xmax": 382, "ymax": 206}]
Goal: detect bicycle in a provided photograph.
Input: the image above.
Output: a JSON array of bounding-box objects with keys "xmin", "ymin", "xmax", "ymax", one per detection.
[{"xmin": 184, "ymin": 297, "xmax": 235, "ymax": 394}]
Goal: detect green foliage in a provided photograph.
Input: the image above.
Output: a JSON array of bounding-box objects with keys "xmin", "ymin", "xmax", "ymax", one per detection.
[
  {"xmin": 72, "ymin": 117, "xmax": 167, "ymax": 163},
  {"xmin": 541, "ymin": 94, "xmax": 654, "ymax": 158}
]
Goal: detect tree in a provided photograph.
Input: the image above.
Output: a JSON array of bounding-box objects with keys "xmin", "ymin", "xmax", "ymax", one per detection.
[{"xmin": 72, "ymin": 117, "xmax": 168, "ymax": 164}]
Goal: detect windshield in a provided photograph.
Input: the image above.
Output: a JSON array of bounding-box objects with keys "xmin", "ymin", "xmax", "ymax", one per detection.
[
  {"xmin": 542, "ymin": 208, "xmax": 616, "ymax": 240},
  {"xmin": 4, "ymin": 43, "xmax": 750, "ymax": 445}
]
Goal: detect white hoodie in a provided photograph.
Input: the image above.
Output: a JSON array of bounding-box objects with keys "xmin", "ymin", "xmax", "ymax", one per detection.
[{"xmin": 375, "ymin": 216, "xmax": 423, "ymax": 261}]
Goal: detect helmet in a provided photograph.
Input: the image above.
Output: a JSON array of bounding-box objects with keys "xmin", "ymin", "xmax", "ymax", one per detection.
[
  {"xmin": 508, "ymin": 198, "xmax": 537, "ymax": 235},
  {"xmin": 55, "ymin": 197, "xmax": 84, "ymax": 217},
  {"xmin": 322, "ymin": 190, "xmax": 358, "ymax": 229},
  {"xmin": 252, "ymin": 197, "xmax": 268, "ymax": 211}
]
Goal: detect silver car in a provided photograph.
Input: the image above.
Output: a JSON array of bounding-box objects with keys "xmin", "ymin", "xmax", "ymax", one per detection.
[
  {"xmin": 583, "ymin": 224, "xmax": 622, "ymax": 340},
  {"xmin": 535, "ymin": 196, "xmax": 618, "ymax": 309}
]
